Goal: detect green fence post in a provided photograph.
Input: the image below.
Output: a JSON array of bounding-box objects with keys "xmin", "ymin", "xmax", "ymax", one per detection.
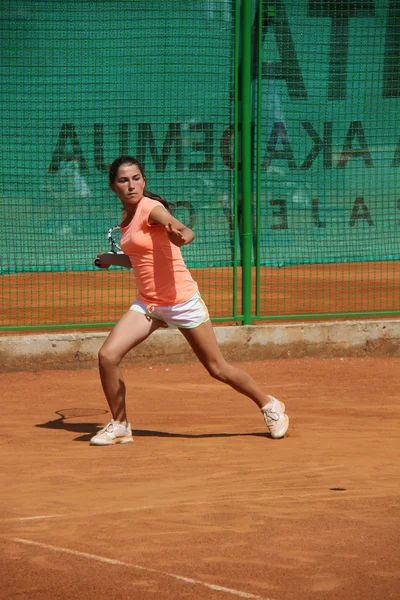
[
  {"xmin": 232, "ymin": 0, "xmax": 241, "ymax": 322},
  {"xmin": 241, "ymin": 0, "xmax": 253, "ymax": 325},
  {"xmin": 255, "ymin": 0, "xmax": 263, "ymax": 320}
]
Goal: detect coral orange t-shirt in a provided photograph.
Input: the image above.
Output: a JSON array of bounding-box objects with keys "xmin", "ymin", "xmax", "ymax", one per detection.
[{"xmin": 120, "ymin": 197, "xmax": 198, "ymax": 306}]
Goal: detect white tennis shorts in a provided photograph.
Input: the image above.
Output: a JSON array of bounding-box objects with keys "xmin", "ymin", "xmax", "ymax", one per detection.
[{"xmin": 129, "ymin": 292, "xmax": 210, "ymax": 329}]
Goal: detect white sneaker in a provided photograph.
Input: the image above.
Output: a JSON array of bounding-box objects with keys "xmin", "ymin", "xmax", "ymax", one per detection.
[
  {"xmin": 90, "ymin": 420, "xmax": 133, "ymax": 446},
  {"xmin": 261, "ymin": 396, "xmax": 289, "ymax": 439}
]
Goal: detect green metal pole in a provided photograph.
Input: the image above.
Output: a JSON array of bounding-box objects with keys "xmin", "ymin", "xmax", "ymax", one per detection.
[
  {"xmin": 233, "ymin": 0, "xmax": 241, "ymax": 321},
  {"xmin": 255, "ymin": 0, "xmax": 263, "ymax": 319},
  {"xmin": 241, "ymin": 0, "xmax": 253, "ymax": 325}
]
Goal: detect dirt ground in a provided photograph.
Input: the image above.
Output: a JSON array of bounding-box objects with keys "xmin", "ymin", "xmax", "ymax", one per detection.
[
  {"xmin": 1, "ymin": 356, "xmax": 399, "ymax": 599},
  {"xmin": 2, "ymin": 262, "xmax": 400, "ymax": 330}
]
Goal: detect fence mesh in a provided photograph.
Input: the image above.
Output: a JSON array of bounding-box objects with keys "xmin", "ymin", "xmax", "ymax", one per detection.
[
  {"xmin": 1, "ymin": 0, "xmax": 399, "ymax": 330},
  {"xmin": 1, "ymin": 0, "xmax": 236, "ymax": 328},
  {"xmin": 254, "ymin": 0, "xmax": 400, "ymax": 318}
]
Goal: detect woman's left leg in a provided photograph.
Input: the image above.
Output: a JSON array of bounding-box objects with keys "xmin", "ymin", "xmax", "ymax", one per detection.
[
  {"xmin": 179, "ymin": 320, "xmax": 289, "ymax": 438},
  {"xmin": 179, "ymin": 320, "xmax": 267, "ymax": 409}
]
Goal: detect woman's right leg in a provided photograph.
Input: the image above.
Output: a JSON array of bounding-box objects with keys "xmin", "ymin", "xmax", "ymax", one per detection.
[{"xmin": 98, "ymin": 310, "xmax": 163, "ymax": 422}]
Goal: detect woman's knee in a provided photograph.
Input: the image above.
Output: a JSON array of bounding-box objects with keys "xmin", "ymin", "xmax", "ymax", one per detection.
[
  {"xmin": 98, "ymin": 344, "xmax": 121, "ymax": 369},
  {"xmin": 206, "ymin": 359, "xmax": 231, "ymax": 382}
]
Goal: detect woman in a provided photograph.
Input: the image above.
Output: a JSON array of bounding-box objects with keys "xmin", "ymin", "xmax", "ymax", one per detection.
[{"xmin": 91, "ymin": 155, "xmax": 289, "ymax": 445}]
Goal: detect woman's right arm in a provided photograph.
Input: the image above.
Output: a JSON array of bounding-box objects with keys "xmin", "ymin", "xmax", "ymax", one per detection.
[{"xmin": 95, "ymin": 252, "xmax": 132, "ymax": 269}]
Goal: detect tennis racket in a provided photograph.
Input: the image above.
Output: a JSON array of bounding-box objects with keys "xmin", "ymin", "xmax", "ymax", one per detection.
[{"xmin": 94, "ymin": 225, "xmax": 123, "ymax": 267}]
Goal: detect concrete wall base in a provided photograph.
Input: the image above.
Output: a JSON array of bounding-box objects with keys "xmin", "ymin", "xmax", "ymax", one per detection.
[{"xmin": 1, "ymin": 320, "xmax": 400, "ymax": 372}]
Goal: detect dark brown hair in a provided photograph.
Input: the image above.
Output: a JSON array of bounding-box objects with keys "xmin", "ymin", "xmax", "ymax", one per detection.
[{"xmin": 109, "ymin": 155, "xmax": 169, "ymax": 209}]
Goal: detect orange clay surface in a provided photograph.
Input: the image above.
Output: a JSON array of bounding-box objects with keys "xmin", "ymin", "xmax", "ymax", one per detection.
[
  {"xmin": 1, "ymin": 262, "xmax": 400, "ymax": 331},
  {"xmin": 1, "ymin": 356, "xmax": 399, "ymax": 599}
]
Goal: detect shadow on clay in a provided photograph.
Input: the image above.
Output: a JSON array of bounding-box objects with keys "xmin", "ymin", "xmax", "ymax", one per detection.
[{"xmin": 35, "ymin": 408, "xmax": 272, "ymax": 441}]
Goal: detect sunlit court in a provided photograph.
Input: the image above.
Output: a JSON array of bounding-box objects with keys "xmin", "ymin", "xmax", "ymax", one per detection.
[
  {"xmin": 1, "ymin": 0, "xmax": 400, "ymax": 598},
  {"xmin": 1, "ymin": 358, "xmax": 400, "ymax": 599}
]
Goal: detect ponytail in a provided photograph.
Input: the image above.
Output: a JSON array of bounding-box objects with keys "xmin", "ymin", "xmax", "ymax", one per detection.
[{"xmin": 143, "ymin": 189, "xmax": 169, "ymax": 210}]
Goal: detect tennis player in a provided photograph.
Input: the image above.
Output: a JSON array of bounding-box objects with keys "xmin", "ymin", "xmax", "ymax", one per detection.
[{"xmin": 90, "ymin": 155, "xmax": 289, "ymax": 445}]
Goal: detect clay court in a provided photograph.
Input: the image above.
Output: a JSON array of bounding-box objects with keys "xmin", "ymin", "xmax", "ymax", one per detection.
[
  {"xmin": 1, "ymin": 356, "xmax": 399, "ymax": 599},
  {"xmin": 2, "ymin": 1, "xmax": 400, "ymax": 597},
  {"xmin": 2, "ymin": 262, "xmax": 400, "ymax": 331},
  {"xmin": 1, "ymin": 265, "xmax": 400, "ymax": 599}
]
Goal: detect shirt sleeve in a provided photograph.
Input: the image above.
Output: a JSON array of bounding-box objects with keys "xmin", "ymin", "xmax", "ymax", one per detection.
[{"xmin": 141, "ymin": 198, "xmax": 164, "ymax": 228}]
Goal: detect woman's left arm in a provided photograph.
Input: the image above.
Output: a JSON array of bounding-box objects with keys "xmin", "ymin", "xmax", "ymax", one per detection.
[{"xmin": 149, "ymin": 206, "xmax": 195, "ymax": 247}]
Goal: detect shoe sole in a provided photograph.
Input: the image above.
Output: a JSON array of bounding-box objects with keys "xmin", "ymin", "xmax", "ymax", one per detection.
[{"xmin": 90, "ymin": 436, "xmax": 134, "ymax": 446}]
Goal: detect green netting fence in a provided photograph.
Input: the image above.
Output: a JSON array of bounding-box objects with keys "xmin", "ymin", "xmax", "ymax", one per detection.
[{"xmin": 1, "ymin": 0, "xmax": 399, "ymax": 330}]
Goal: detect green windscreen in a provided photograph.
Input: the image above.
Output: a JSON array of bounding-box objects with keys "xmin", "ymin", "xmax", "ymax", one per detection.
[
  {"xmin": 1, "ymin": 0, "xmax": 399, "ymax": 329},
  {"xmin": 0, "ymin": 1, "xmax": 235, "ymax": 274},
  {"xmin": 256, "ymin": 0, "xmax": 400, "ymax": 267}
]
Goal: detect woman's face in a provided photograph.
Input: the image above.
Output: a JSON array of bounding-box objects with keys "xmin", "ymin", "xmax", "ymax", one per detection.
[{"xmin": 110, "ymin": 163, "xmax": 146, "ymax": 209}]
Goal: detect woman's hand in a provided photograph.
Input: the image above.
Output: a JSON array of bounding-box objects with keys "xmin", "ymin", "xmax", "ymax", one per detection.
[
  {"xmin": 149, "ymin": 206, "xmax": 195, "ymax": 247},
  {"xmin": 165, "ymin": 222, "xmax": 186, "ymax": 247},
  {"xmin": 95, "ymin": 252, "xmax": 132, "ymax": 269},
  {"xmin": 95, "ymin": 252, "xmax": 113, "ymax": 268}
]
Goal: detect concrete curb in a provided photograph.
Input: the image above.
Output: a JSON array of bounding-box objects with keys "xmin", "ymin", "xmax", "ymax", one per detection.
[{"xmin": 1, "ymin": 319, "xmax": 400, "ymax": 372}]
